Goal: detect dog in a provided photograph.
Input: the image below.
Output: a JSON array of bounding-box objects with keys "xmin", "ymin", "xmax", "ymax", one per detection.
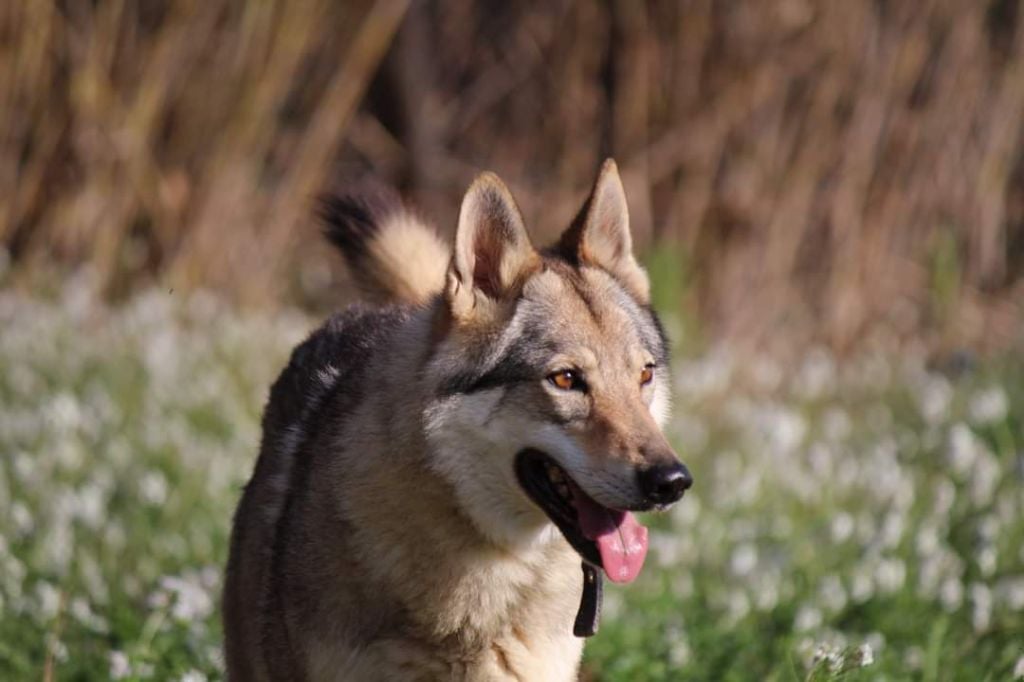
[{"xmin": 223, "ymin": 159, "xmax": 692, "ymax": 681}]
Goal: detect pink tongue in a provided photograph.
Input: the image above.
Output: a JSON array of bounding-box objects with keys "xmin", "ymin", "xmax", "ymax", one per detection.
[{"xmin": 572, "ymin": 488, "xmax": 649, "ymax": 584}]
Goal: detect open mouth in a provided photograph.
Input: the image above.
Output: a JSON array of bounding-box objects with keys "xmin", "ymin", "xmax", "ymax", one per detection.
[{"xmin": 514, "ymin": 449, "xmax": 650, "ymax": 585}]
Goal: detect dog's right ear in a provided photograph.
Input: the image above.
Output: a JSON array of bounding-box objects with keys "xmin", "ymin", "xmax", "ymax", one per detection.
[{"xmin": 447, "ymin": 172, "xmax": 540, "ymax": 321}]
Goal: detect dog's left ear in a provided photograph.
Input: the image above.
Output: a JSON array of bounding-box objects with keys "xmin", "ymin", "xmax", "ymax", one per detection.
[{"xmin": 558, "ymin": 159, "xmax": 650, "ymax": 303}]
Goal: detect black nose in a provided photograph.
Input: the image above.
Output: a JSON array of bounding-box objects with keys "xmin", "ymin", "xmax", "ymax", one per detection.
[{"xmin": 638, "ymin": 461, "xmax": 693, "ymax": 505}]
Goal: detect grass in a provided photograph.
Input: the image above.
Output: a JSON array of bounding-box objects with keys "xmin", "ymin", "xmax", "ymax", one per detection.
[{"xmin": 0, "ymin": 280, "xmax": 1022, "ymax": 680}]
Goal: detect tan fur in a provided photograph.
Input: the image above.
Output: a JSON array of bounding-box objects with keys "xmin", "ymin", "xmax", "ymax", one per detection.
[
  {"xmin": 224, "ymin": 160, "xmax": 686, "ymax": 681},
  {"xmin": 363, "ymin": 212, "xmax": 450, "ymax": 305}
]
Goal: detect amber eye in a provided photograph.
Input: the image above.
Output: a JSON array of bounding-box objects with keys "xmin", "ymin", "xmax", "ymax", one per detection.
[
  {"xmin": 640, "ymin": 364, "xmax": 655, "ymax": 386},
  {"xmin": 549, "ymin": 369, "xmax": 585, "ymax": 391}
]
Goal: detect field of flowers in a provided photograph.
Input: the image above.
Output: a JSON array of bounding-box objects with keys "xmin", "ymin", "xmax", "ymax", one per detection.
[{"xmin": 0, "ymin": 278, "xmax": 1022, "ymax": 680}]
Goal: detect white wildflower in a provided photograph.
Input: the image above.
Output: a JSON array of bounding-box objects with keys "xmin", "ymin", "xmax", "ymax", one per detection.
[
  {"xmin": 997, "ymin": 577, "xmax": 1024, "ymax": 610},
  {"xmin": 978, "ymin": 515, "xmax": 1000, "ymax": 542},
  {"xmin": 55, "ymin": 439, "xmax": 85, "ymax": 472},
  {"xmin": 78, "ymin": 554, "xmax": 110, "ymax": 605},
  {"xmin": 2, "ymin": 556, "xmax": 25, "ymax": 604},
  {"xmin": 140, "ymin": 470, "xmax": 169, "ymax": 505},
  {"xmin": 180, "ymin": 671, "xmax": 208, "ymax": 682},
  {"xmin": 904, "ymin": 645, "xmax": 924, "ymax": 671},
  {"xmin": 11, "ymin": 502, "xmax": 33, "ymax": 535},
  {"xmin": 729, "ymin": 543, "xmax": 757, "ymax": 577},
  {"xmin": 42, "ymin": 520, "xmax": 73, "ymax": 573},
  {"xmin": 969, "ymin": 582, "xmax": 992, "ymax": 632},
  {"xmin": 46, "ymin": 633, "xmax": 68, "ymax": 662},
  {"xmin": 933, "ymin": 478, "xmax": 956, "ymax": 515},
  {"xmin": 811, "ymin": 641, "xmax": 844, "ymax": 672},
  {"xmin": 36, "ymin": 581, "xmax": 62, "ymax": 620},
  {"xmin": 968, "ymin": 386, "xmax": 1008, "ymax": 424},
  {"xmin": 970, "ymin": 452, "xmax": 1001, "ymax": 506},
  {"xmin": 74, "ymin": 483, "xmax": 106, "ymax": 529},
  {"xmin": 767, "ymin": 409, "xmax": 807, "ymax": 457},
  {"xmin": 977, "ymin": 546, "xmax": 997, "ymax": 578},
  {"xmin": 159, "ymin": 574, "xmax": 214, "ymax": 621},
  {"xmin": 865, "ymin": 631, "xmax": 886, "ymax": 655},
  {"xmin": 948, "ymin": 423, "xmax": 981, "ymax": 476},
  {"xmin": 47, "ymin": 392, "xmax": 82, "ymax": 431},
  {"xmin": 875, "ymin": 557, "xmax": 906, "ymax": 593},
  {"xmin": 916, "ymin": 524, "xmax": 939, "ymax": 556},
  {"xmin": 12, "ymin": 452, "xmax": 35, "ymax": 484},
  {"xmin": 939, "ymin": 577, "xmax": 963, "ymax": 611},
  {"xmin": 667, "ymin": 631, "xmax": 691, "ymax": 668},
  {"xmin": 856, "ymin": 642, "xmax": 875, "ymax": 667},
  {"xmin": 850, "ymin": 568, "xmax": 874, "ymax": 603},
  {"xmin": 754, "ymin": 575, "xmax": 780, "ymax": 611},
  {"xmin": 808, "ymin": 442, "xmax": 835, "ymax": 477},
  {"xmin": 725, "ymin": 591, "xmax": 750, "ymax": 624},
  {"xmin": 879, "ymin": 511, "xmax": 905, "ymax": 548},
  {"xmin": 794, "ymin": 605, "xmax": 822, "ymax": 632},
  {"xmin": 830, "ymin": 512, "xmax": 854, "ymax": 543},
  {"xmin": 148, "ymin": 585, "xmax": 170, "ymax": 609},
  {"xmin": 917, "ymin": 375, "xmax": 952, "ymax": 425},
  {"xmin": 104, "ymin": 521, "xmax": 127, "ymax": 552},
  {"xmin": 109, "ymin": 651, "xmax": 131, "ymax": 679},
  {"xmin": 70, "ymin": 596, "xmax": 108, "ymax": 633}
]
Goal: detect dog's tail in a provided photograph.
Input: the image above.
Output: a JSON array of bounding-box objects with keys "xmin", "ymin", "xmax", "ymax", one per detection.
[{"xmin": 320, "ymin": 186, "xmax": 450, "ymax": 306}]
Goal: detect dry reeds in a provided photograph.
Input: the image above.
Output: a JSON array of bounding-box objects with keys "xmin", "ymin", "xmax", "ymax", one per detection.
[{"xmin": 1, "ymin": 0, "xmax": 1022, "ymax": 352}]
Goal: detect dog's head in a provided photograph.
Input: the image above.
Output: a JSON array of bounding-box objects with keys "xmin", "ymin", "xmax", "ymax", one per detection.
[{"xmin": 424, "ymin": 160, "xmax": 691, "ymax": 584}]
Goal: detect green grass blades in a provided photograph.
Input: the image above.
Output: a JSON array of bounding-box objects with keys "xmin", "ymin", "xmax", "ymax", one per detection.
[{"xmin": 0, "ymin": 286, "xmax": 304, "ymax": 680}]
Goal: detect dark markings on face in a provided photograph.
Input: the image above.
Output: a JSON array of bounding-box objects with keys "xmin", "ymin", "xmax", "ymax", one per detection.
[
  {"xmin": 437, "ymin": 259, "xmax": 668, "ymax": 397},
  {"xmin": 438, "ymin": 320, "xmax": 555, "ymax": 396},
  {"xmin": 643, "ymin": 304, "xmax": 671, "ymax": 366}
]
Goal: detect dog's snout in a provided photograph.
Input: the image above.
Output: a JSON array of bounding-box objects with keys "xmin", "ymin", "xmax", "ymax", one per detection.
[{"xmin": 638, "ymin": 461, "xmax": 692, "ymax": 505}]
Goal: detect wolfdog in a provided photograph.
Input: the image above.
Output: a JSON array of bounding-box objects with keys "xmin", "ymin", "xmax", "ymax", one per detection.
[{"xmin": 223, "ymin": 160, "xmax": 692, "ymax": 680}]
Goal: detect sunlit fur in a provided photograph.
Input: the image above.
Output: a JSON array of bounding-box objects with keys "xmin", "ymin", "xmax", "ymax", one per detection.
[{"xmin": 223, "ymin": 160, "xmax": 685, "ymax": 681}]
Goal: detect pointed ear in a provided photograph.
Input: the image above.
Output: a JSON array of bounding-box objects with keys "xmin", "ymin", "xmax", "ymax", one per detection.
[
  {"xmin": 558, "ymin": 159, "xmax": 650, "ymax": 303},
  {"xmin": 447, "ymin": 172, "xmax": 540, "ymax": 320}
]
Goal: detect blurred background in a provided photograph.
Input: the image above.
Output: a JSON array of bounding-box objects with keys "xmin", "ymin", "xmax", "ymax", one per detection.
[
  {"xmin": 4, "ymin": 0, "xmax": 1023, "ymax": 352},
  {"xmin": 1, "ymin": 1, "xmax": 1023, "ymax": 680}
]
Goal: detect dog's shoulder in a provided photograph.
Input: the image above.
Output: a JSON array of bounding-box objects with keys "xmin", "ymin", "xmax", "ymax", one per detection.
[{"xmin": 262, "ymin": 304, "xmax": 409, "ymax": 435}]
